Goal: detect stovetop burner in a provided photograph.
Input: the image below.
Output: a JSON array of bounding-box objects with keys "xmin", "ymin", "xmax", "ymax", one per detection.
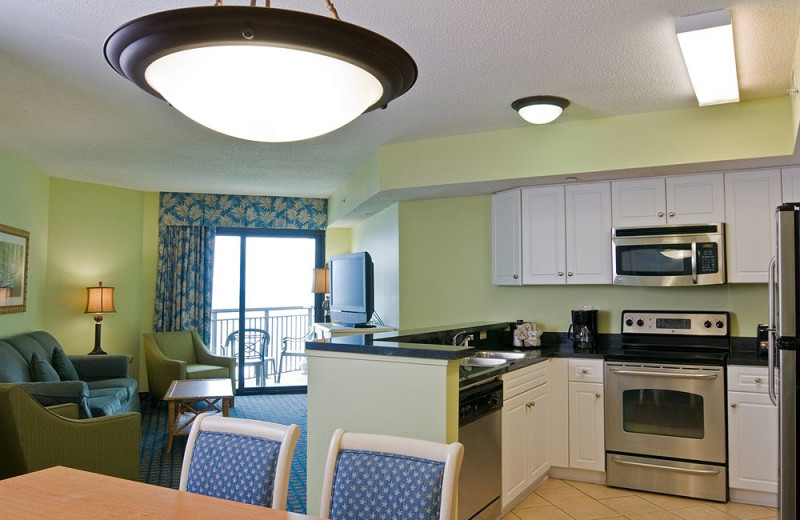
[{"xmin": 609, "ymin": 310, "xmax": 731, "ymax": 366}]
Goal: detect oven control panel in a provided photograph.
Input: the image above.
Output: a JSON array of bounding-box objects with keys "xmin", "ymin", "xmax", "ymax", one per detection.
[{"xmin": 621, "ymin": 311, "xmax": 728, "ymax": 336}]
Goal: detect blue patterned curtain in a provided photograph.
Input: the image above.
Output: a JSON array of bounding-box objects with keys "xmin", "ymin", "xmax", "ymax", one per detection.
[
  {"xmin": 154, "ymin": 226, "xmax": 216, "ymax": 342},
  {"xmin": 154, "ymin": 192, "xmax": 327, "ymax": 342}
]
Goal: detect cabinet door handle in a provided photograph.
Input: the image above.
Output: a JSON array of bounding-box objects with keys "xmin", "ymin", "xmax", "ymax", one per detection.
[
  {"xmin": 731, "ymin": 402, "xmax": 737, "ymax": 408},
  {"xmin": 657, "ymin": 211, "xmax": 665, "ymax": 217},
  {"xmin": 595, "ymin": 393, "xmax": 601, "ymax": 398},
  {"xmin": 668, "ymin": 211, "xmax": 675, "ymax": 217},
  {"xmin": 513, "ymin": 274, "xmax": 519, "ymax": 279},
  {"xmin": 754, "ymin": 377, "xmax": 762, "ymax": 383},
  {"xmin": 580, "ymin": 368, "xmax": 589, "ymax": 374},
  {"xmin": 558, "ymin": 272, "xmax": 564, "ymax": 277},
  {"xmin": 530, "ymin": 401, "xmax": 535, "ymax": 408},
  {"xmin": 567, "ymin": 272, "xmax": 574, "ymax": 277}
]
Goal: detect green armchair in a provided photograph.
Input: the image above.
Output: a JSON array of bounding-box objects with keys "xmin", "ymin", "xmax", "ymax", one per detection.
[
  {"xmin": 0, "ymin": 383, "xmax": 140, "ymax": 480},
  {"xmin": 143, "ymin": 330, "xmax": 234, "ymax": 404}
]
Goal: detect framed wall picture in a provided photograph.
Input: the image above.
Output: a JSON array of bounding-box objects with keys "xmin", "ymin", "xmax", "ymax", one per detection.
[{"xmin": 0, "ymin": 224, "xmax": 29, "ymax": 314}]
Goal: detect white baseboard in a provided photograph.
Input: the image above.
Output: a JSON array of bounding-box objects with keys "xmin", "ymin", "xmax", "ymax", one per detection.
[{"xmin": 729, "ymin": 488, "xmax": 778, "ymax": 508}]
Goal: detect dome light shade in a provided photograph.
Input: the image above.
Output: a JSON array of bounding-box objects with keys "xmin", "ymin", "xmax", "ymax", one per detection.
[
  {"xmin": 104, "ymin": 6, "xmax": 417, "ymax": 142},
  {"xmin": 512, "ymin": 95, "xmax": 570, "ymax": 124}
]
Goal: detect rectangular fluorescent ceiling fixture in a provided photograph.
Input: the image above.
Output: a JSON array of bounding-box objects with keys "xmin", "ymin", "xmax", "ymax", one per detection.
[{"xmin": 676, "ymin": 9, "xmax": 739, "ymax": 106}]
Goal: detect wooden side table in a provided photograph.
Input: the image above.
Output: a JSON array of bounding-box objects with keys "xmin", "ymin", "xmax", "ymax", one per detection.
[{"xmin": 162, "ymin": 378, "xmax": 234, "ymax": 453}]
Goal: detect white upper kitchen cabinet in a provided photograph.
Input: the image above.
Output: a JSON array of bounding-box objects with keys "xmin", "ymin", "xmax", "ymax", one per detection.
[
  {"xmin": 522, "ymin": 183, "xmax": 611, "ymax": 285},
  {"xmin": 783, "ymin": 167, "xmax": 800, "ymax": 202},
  {"xmin": 565, "ymin": 183, "xmax": 612, "ymax": 284},
  {"xmin": 492, "ymin": 189, "xmax": 522, "ymax": 285},
  {"xmin": 725, "ymin": 169, "xmax": 782, "ymax": 283},
  {"xmin": 611, "ymin": 173, "xmax": 725, "ymax": 227}
]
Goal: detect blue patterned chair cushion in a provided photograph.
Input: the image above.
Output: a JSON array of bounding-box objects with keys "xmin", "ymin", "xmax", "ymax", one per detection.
[
  {"xmin": 186, "ymin": 431, "xmax": 281, "ymax": 506},
  {"xmin": 329, "ymin": 449, "xmax": 446, "ymax": 520}
]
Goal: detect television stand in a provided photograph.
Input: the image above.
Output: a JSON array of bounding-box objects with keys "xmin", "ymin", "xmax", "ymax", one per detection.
[{"xmin": 314, "ymin": 322, "xmax": 394, "ymax": 338}]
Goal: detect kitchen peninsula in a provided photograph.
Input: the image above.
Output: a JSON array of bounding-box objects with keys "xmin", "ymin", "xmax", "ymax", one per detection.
[{"xmin": 305, "ymin": 322, "xmax": 510, "ymax": 516}]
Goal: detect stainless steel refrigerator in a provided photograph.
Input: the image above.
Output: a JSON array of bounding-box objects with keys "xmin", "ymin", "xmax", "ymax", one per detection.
[{"xmin": 769, "ymin": 202, "xmax": 799, "ymax": 520}]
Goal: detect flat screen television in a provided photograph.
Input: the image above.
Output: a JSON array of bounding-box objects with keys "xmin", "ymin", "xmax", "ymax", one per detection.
[{"xmin": 329, "ymin": 251, "xmax": 374, "ymax": 327}]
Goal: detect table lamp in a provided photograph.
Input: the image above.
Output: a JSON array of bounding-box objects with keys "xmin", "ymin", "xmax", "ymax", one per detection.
[
  {"xmin": 312, "ymin": 265, "xmax": 330, "ymax": 322},
  {"xmin": 85, "ymin": 281, "xmax": 116, "ymax": 355}
]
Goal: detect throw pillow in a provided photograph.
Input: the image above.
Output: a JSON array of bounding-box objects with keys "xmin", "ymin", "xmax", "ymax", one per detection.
[
  {"xmin": 52, "ymin": 346, "xmax": 80, "ymax": 381},
  {"xmin": 29, "ymin": 352, "xmax": 60, "ymax": 382}
]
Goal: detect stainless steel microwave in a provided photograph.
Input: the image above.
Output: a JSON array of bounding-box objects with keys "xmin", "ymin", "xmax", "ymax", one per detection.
[{"xmin": 611, "ymin": 223, "xmax": 726, "ymax": 286}]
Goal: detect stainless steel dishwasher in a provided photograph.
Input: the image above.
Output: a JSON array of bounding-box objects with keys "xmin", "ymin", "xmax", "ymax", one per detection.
[{"xmin": 458, "ymin": 377, "xmax": 502, "ymax": 520}]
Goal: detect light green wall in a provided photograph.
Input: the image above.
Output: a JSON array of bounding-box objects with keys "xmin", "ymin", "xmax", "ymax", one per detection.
[
  {"xmin": 43, "ymin": 178, "xmax": 159, "ymax": 384},
  {"xmin": 793, "ymin": 30, "xmax": 800, "ymax": 145},
  {"xmin": 0, "ymin": 151, "xmax": 50, "ymax": 336},
  {"xmin": 396, "ymin": 195, "xmax": 768, "ymax": 337},
  {"xmin": 325, "ymin": 227, "xmax": 351, "ymax": 260},
  {"xmin": 352, "ymin": 204, "xmax": 400, "ymax": 327}
]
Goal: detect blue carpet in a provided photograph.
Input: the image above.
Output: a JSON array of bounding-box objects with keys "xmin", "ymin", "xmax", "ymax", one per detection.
[{"xmin": 139, "ymin": 393, "xmax": 308, "ymax": 513}]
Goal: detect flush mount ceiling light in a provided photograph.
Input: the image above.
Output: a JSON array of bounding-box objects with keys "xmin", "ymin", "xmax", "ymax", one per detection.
[
  {"xmin": 104, "ymin": 1, "xmax": 417, "ymax": 142},
  {"xmin": 511, "ymin": 96, "xmax": 570, "ymax": 125},
  {"xmin": 676, "ymin": 9, "xmax": 739, "ymax": 106}
]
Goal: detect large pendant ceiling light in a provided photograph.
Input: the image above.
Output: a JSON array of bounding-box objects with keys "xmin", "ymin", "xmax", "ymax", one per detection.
[{"xmin": 104, "ymin": 1, "xmax": 417, "ymax": 142}]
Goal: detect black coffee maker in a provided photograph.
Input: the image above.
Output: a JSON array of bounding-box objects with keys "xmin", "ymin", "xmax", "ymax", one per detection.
[{"xmin": 568, "ymin": 309, "xmax": 598, "ymax": 350}]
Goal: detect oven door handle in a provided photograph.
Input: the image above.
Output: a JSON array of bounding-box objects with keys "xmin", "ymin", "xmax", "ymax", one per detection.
[
  {"xmin": 608, "ymin": 369, "xmax": 718, "ymax": 380},
  {"xmin": 611, "ymin": 457, "xmax": 721, "ymax": 476}
]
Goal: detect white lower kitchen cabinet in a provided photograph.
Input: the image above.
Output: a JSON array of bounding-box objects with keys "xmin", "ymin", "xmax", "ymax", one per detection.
[
  {"xmin": 568, "ymin": 381, "xmax": 605, "ymax": 471},
  {"xmin": 727, "ymin": 365, "xmax": 778, "ymax": 507},
  {"xmin": 501, "ymin": 362, "xmax": 550, "ymax": 510}
]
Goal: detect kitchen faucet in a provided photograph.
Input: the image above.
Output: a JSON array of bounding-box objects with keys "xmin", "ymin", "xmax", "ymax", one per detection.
[{"xmin": 451, "ymin": 330, "xmax": 474, "ymax": 347}]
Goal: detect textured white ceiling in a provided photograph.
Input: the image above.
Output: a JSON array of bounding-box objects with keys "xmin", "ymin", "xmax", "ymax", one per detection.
[{"xmin": 0, "ymin": 0, "xmax": 798, "ymax": 198}]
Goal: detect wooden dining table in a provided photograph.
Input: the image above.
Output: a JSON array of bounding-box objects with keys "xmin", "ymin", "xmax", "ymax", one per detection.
[{"xmin": 0, "ymin": 466, "xmax": 324, "ymax": 520}]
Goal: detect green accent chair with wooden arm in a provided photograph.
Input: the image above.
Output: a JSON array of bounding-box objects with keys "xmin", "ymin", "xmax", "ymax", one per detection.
[
  {"xmin": 0, "ymin": 383, "xmax": 140, "ymax": 480},
  {"xmin": 143, "ymin": 330, "xmax": 235, "ymax": 405}
]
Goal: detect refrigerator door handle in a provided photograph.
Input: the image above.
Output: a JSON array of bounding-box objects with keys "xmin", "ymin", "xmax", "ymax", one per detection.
[{"xmin": 767, "ymin": 256, "xmax": 778, "ymax": 406}]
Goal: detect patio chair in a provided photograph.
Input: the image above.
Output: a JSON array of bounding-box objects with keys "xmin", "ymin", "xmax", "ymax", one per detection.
[
  {"xmin": 179, "ymin": 413, "xmax": 300, "ymax": 510},
  {"xmin": 320, "ymin": 429, "xmax": 464, "ymax": 520},
  {"xmin": 224, "ymin": 329, "xmax": 275, "ymax": 385},
  {"xmin": 276, "ymin": 329, "xmax": 316, "ymax": 383}
]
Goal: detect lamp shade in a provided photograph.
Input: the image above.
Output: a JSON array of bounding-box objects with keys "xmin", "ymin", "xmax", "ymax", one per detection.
[
  {"xmin": 104, "ymin": 6, "xmax": 417, "ymax": 142},
  {"xmin": 512, "ymin": 96, "xmax": 570, "ymax": 124},
  {"xmin": 312, "ymin": 266, "xmax": 330, "ymax": 294},
  {"xmin": 85, "ymin": 282, "xmax": 116, "ymax": 314}
]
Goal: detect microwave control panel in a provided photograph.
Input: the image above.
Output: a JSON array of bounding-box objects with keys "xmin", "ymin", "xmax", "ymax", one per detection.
[{"xmin": 697, "ymin": 243, "xmax": 719, "ymax": 274}]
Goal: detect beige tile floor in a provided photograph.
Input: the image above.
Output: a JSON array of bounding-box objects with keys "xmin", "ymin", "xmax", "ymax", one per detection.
[{"xmin": 502, "ymin": 478, "xmax": 778, "ymax": 520}]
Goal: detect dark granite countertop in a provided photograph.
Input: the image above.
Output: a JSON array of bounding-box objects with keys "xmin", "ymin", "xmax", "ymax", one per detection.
[{"xmin": 306, "ymin": 322, "xmax": 767, "ymax": 367}]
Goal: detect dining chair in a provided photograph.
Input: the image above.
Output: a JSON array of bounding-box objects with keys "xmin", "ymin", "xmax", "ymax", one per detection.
[
  {"xmin": 320, "ymin": 429, "xmax": 464, "ymax": 520},
  {"xmin": 179, "ymin": 413, "xmax": 300, "ymax": 510},
  {"xmin": 276, "ymin": 329, "xmax": 316, "ymax": 383},
  {"xmin": 224, "ymin": 329, "xmax": 275, "ymax": 385}
]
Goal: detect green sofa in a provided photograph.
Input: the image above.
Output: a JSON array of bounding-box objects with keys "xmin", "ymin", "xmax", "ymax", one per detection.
[
  {"xmin": 0, "ymin": 331, "xmax": 140, "ymax": 418},
  {"xmin": 0, "ymin": 383, "xmax": 140, "ymax": 480},
  {"xmin": 143, "ymin": 330, "xmax": 234, "ymax": 403}
]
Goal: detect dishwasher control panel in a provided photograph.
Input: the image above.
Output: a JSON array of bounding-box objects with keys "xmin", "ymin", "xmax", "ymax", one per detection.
[{"xmin": 459, "ymin": 378, "xmax": 502, "ymax": 427}]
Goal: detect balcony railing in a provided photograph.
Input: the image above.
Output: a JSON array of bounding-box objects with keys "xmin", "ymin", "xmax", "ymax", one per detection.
[{"xmin": 210, "ymin": 305, "xmax": 313, "ymax": 377}]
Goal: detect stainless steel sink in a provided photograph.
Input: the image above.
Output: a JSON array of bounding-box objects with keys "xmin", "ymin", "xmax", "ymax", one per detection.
[
  {"xmin": 473, "ymin": 351, "xmax": 527, "ymax": 360},
  {"xmin": 460, "ymin": 357, "xmax": 508, "ymax": 367}
]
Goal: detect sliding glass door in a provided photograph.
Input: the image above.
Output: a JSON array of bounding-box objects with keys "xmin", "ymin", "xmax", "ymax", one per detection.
[{"xmin": 211, "ymin": 228, "xmax": 324, "ymax": 393}]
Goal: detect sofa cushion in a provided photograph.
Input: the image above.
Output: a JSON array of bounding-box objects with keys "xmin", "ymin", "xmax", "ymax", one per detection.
[
  {"xmin": 51, "ymin": 347, "xmax": 79, "ymax": 381},
  {"xmin": 29, "ymin": 353, "xmax": 60, "ymax": 382},
  {"xmin": 0, "ymin": 341, "xmax": 31, "ymax": 383},
  {"xmin": 89, "ymin": 386, "xmax": 128, "ymax": 404},
  {"xmin": 86, "ymin": 378, "xmax": 138, "ymax": 401},
  {"xmin": 87, "ymin": 395, "xmax": 123, "ymax": 417}
]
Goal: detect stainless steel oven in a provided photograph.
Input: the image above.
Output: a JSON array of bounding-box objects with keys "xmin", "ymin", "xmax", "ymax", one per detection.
[
  {"xmin": 604, "ymin": 311, "xmax": 730, "ymax": 502},
  {"xmin": 612, "ymin": 223, "xmax": 725, "ymax": 286}
]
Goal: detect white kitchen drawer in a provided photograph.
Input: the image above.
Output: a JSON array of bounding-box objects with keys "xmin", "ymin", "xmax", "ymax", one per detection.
[
  {"xmin": 568, "ymin": 358, "xmax": 604, "ymax": 383},
  {"xmin": 502, "ymin": 361, "xmax": 549, "ymax": 400},
  {"xmin": 728, "ymin": 365, "xmax": 770, "ymax": 394}
]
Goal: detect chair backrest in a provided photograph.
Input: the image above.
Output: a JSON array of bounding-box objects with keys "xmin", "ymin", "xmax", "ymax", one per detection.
[
  {"xmin": 179, "ymin": 413, "xmax": 299, "ymax": 510},
  {"xmin": 150, "ymin": 331, "xmax": 198, "ymax": 363},
  {"xmin": 225, "ymin": 329, "xmax": 270, "ymax": 360},
  {"xmin": 320, "ymin": 429, "xmax": 464, "ymax": 520}
]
